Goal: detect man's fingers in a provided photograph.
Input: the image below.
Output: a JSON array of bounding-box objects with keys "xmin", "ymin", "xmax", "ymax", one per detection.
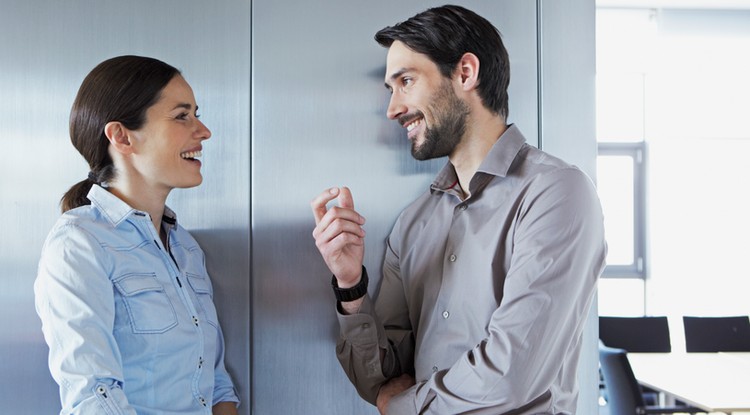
[
  {"xmin": 311, "ymin": 187, "xmax": 340, "ymax": 225},
  {"xmin": 315, "ymin": 217, "xmax": 366, "ymax": 245},
  {"xmin": 339, "ymin": 186, "xmax": 354, "ymax": 210}
]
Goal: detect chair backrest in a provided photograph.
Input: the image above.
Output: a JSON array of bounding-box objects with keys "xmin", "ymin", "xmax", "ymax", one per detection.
[
  {"xmin": 599, "ymin": 316, "xmax": 672, "ymax": 353},
  {"xmin": 599, "ymin": 344, "xmax": 646, "ymax": 415},
  {"xmin": 683, "ymin": 315, "xmax": 750, "ymax": 352}
]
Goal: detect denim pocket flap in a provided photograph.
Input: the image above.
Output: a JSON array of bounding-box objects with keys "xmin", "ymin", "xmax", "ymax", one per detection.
[
  {"xmin": 115, "ymin": 273, "xmax": 163, "ymax": 296},
  {"xmin": 113, "ymin": 273, "xmax": 177, "ymax": 334},
  {"xmin": 186, "ymin": 273, "xmax": 212, "ymax": 295}
]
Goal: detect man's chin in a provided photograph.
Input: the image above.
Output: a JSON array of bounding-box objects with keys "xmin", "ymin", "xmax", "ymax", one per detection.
[
  {"xmin": 411, "ymin": 142, "xmax": 450, "ymax": 161},
  {"xmin": 411, "ymin": 144, "xmax": 431, "ymax": 161}
]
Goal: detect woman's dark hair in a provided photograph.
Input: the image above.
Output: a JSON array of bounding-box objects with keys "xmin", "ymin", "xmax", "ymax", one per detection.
[
  {"xmin": 60, "ymin": 55, "xmax": 180, "ymax": 212},
  {"xmin": 375, "ymin": 4, "xmax": 510, "ymax": 118}
]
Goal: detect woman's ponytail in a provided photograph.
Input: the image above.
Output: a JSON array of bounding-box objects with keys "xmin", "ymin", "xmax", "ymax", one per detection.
[{"xmin": 60, "ymin": 178, "xmax": 96, "ymax": 213}]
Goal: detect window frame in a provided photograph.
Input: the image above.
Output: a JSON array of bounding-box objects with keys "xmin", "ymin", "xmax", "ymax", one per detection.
[{"xmin": 598, "ymin": 141, "xmax": 647, "ymax": 279}]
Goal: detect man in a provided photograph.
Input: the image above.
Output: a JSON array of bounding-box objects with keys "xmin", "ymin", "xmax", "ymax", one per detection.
[{"xmin": 311, "ymin": 5, "xmax": 605, "ymax": 414}]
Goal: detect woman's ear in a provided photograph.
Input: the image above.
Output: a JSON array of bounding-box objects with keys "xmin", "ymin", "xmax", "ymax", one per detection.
[
  {"xmin": 457, "ymin": 52, "xmax": 480, "ymax": 91},
  {"xmin": 104, "ymin": 121, "xmax": 134, "ymax": 155}
]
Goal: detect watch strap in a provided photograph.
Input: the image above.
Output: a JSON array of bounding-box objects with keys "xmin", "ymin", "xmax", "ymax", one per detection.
[{"xmin": 331, "ymin": 266, "xmax": 369, "ymax": 302}]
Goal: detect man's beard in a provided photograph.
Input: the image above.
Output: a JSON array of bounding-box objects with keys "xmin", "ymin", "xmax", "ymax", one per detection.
[{"xmin": 411, "ymin": 80, "xmax": 471, "ymax": 161}]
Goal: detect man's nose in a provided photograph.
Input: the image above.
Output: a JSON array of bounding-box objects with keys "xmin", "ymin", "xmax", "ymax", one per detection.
[{"xmin": 386, "ymin": 92, "xmax": 407, "ymax": 120}]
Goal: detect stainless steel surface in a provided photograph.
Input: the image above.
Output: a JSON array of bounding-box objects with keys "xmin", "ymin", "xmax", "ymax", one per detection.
[
  {"xmin": 539, "ymin": 0, "xmax": 598, "ymax": 413},
  {"xmin": 0, "ymin": 1, "xmax": 250, "ymax": 413},
  {"xmin": 251, "ymin": 1, "xmax": 538, "ymax": 414}
]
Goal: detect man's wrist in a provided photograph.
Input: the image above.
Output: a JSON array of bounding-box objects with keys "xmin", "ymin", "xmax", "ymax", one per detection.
[{"xmin": 332, "ymin": 266, "xmax": 369, "ymax": 302}]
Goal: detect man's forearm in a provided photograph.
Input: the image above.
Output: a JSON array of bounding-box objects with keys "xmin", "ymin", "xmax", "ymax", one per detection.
[
  {"xmin": 377, "ymin": 374, "xmax": 416, "ymax": 414},
  {"xmin": 339, "ymin": 297, "xmax": 365, "ymax": 315}
]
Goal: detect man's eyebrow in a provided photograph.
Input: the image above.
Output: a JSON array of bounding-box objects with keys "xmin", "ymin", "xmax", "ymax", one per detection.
[{"xmin": 384, "ymin": 67, "xmax": 412, "ymax": 89}]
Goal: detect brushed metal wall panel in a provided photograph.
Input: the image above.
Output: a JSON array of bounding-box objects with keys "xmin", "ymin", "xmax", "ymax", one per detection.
[
  {"xmin": 0, "ymin": 1, "xmax": 251, "ymax": 413},
  {"xmin": 539, "ymin": 0, "xmax": 599, "ymax": 413},
  {"xmin": 251, "ymin": 1, "xmax": 537, "ymax": 414},
  {"xmin": 1, "ymin": 0, "xmax": 597, "ymax": 413}
]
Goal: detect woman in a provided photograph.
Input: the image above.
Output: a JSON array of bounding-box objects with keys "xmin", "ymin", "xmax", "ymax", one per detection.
[{"xmin": 34, "ymin": 56, "xmax": 239, "ymax": 415}]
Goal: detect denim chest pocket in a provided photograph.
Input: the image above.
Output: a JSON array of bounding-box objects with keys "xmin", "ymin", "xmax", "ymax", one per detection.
[
  {"xmin": 114, "ymin": 273, "xmax": 178, "ymax": 334},
  {"xmin": 186, "ymin": 272, "xmax": 219, "ymax": 328}
]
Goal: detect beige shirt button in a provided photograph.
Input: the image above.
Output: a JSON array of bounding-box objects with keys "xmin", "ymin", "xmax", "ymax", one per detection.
[
  {"xmin": 432, "ymin": 365, "xmax": 438, "ymax": 372},
  {"xmin": 442, "ymin": 310, "xmax": 450, "ymax": 319},
  {"xmin": 449, "ymin": 254, "xmax": 457, "ymax": 262},
  {"xmin": 460, "ymin": 204, "xmax": 467, "ymax": 211}
]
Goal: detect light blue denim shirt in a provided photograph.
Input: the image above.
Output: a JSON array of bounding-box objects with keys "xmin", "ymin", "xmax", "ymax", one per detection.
[{"xmin": 35, "ymin": 185, "xmax": 239, "ymax": 414}]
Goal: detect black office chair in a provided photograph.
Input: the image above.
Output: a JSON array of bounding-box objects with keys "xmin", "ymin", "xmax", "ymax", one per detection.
[
  {"xmin": 599, "ymin": 316, "xmax": 672, "ymax": 353},
  {"xmin": 599, "ymin": 316, "xmax": 672, "ymax": 406},
  {"xmin": 598, "ymin": 345, "xmax": 703, "ymax": 415},
  {"xmin": 683, "ymin": 316, "xmax": 750, "ymax": 352}
]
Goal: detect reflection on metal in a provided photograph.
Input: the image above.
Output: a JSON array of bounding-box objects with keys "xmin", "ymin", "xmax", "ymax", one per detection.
[
  {"xmin": 539, "ymin": 0, "xmax": 599, "ymax": 412},
  {"xmin": 0, "ymin": 0, "xmax": 250, "ymax": 413},
  {"xmin": 251, "ymin": 1, "xmax": 537, "ymax": 414}
]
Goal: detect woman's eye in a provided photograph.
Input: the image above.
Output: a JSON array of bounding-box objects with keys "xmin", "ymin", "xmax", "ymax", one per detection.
[{"xmin": 176, "ymin": 112, "xmax": 189, "ymax": 120}]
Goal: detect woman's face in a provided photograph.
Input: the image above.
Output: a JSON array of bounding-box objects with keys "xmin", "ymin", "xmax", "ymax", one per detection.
[{"xmin": 128, "ymin": 75, "xmax": 211, "ymax": 192}]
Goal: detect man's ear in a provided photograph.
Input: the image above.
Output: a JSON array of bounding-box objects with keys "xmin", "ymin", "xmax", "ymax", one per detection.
[
  {"xmin": 456, "ymin": 52, "xmax": 480, "ymax": 91},
  {"xmin": 104, "ymin": 121, "xmax": 134, "ymax": 155}
]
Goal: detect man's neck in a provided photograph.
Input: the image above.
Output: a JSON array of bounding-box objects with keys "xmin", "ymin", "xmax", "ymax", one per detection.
[{"xmin": 449, "ymin": 112, "xmax": 507, "ymax": 199}]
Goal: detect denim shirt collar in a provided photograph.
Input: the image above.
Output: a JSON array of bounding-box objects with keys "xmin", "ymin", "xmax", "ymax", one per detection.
[{"xmin": 86, "ymin": 184, "xmax": 178, "ymax": 227}]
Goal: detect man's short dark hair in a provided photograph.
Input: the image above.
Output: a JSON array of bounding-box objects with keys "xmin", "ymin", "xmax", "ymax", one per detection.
[{"xmin": 375, "ymin": 4, "xmax": 510, "ymax": 119}]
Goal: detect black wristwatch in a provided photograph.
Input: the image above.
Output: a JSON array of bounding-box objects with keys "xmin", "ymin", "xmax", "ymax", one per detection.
[{"xmin": 331, "ymin": 266, "xmax": 369, "ymax": 302}]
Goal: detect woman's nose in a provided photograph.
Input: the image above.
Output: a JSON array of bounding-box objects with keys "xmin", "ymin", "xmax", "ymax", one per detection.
[{"xmin": 197, "ymin": 119, "xmax": 211, "ymax": 140}]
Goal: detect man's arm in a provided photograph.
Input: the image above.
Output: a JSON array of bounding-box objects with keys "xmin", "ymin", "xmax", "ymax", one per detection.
[
  {"xmin": 387, "ymin": 168, "xmax": 606, "ymax": 414},
  {"xmin": 377, "ymin": 374, "xmax": 416, "ymax": 414},
  {"xmin": 313, "ymin": 190, "xmax": 417, "ymax": 406}
]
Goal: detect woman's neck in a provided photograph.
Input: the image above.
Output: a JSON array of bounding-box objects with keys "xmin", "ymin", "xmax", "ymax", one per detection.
[{"xmin": 107, "ymin": 180, "xmax": 169, "ymax": 239}]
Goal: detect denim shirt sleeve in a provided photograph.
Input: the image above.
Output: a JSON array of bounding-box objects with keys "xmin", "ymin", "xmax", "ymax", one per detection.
[
  {"xmin": 197, "ymin": 268, "xmax": 239, "ymax": 406},
  {"xmin": 211, "ymin": 321, "xmax": 241, "ymax": 406},
  {"xmin": 35, "ymin": 223, "xmax": 137, "ymax": 415}
]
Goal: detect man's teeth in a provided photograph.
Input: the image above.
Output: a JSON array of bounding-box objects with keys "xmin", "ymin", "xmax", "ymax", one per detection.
[
  {"xmin": 180, "ymin": 150, "xmax": 202, "ymax": 159},
  {"xmin": 406, "ymin": 119, "xmax": 422, "ymax": 132}
]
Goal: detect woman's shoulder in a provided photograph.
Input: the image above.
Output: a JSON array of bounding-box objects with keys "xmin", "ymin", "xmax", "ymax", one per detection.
[{"xmin": 44, "ymin": 205, "xmax": 114, "ymax": 248}]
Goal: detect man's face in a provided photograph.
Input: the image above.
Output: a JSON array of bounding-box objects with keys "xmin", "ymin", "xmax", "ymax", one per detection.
[{"xmin": 384, "ymin": 41, "xmax": 470, "ymax": 160}]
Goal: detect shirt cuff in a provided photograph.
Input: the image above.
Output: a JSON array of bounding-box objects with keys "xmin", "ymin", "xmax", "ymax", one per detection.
[
  {"xmin": 386, "ymin": 383, "xmax": 419, "ymax": 414},
  {"xmin": 336, "ymin": 296, "xmax": 388, "ymax": 348}
]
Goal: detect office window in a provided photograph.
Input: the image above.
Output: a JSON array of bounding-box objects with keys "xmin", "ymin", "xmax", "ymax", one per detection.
[
  {"xmin": 596, "ymin": 6, "xmax": 750, "ymax": 317},
  {"xmin": 596, "ymin": 9, "xmax": 653, "ymax": 279},
  {"xmin": 597, "ymin": 143, "xmax": 645, "ymax": 278}
]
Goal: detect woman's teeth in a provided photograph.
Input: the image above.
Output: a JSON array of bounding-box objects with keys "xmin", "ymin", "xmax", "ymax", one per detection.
[{"xmin": 180, "ymin": 150, "xmax": 202, "ymax": 159}]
